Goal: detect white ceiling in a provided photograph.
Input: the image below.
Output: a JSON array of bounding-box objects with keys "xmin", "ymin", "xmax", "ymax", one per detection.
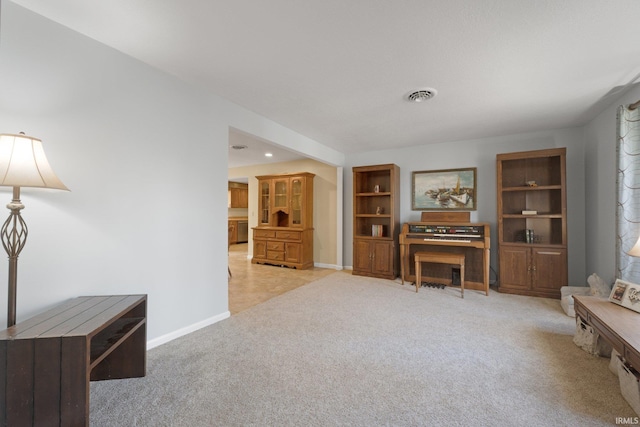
[
  {"xmin": 228, "ymin": 128, "xmax": 306, "ymax": 169},
  {"xmin": 11, "ymin": 0, "xmax": 640, "ymax": 163}
]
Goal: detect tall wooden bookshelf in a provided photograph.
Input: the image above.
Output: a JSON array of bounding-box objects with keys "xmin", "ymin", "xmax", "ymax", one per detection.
[
  {"xmin": 352, "ymin": 164, "xmax": 400, "ymax": 279},
  {"xmin": 496, "ymin": 148, "xmax": 567, "ymax": 298}
]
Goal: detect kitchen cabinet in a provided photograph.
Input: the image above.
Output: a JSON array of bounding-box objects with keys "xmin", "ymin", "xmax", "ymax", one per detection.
[
  {"xmin": 228, "ymin": 218, "xmax": 248, "ymax": 245},
  {"xmin": 228, "ymin": 220, "xmax": 238, "ymax": 245},
  {"xmin": 228, "ymin": 183, "xmax": 248, "ymax": 208}
]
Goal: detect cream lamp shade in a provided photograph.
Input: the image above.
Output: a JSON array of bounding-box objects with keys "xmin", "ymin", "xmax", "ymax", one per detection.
[
  {"xmin": 0, "ymin": 132, "xmax": 68, "ymax": 328},
  {"xmin": 628, "ymin": 235, "xmax": 640, "ymax": 258},
  {"xmin": 0, "ymin": 133, "xmax": 69, "ymax": 190}
]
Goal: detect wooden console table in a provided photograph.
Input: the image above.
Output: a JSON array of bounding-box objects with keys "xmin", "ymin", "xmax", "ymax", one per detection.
[
  {"xmin": 574, "ymin": 295, "xmax": 640, "ymax": 368},
  {"xmin": 0, "ymin": 294, "xmax": 147, "ymax": 426}
]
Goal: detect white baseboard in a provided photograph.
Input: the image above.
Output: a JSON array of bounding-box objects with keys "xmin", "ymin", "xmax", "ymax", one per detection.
[
  {"xmin": 314, "ymin": 262, "xmax": 343, "ymax": 270},
  {"xmin": 147, "ymin": 311, "xmax": 230, "ymax": 350}
]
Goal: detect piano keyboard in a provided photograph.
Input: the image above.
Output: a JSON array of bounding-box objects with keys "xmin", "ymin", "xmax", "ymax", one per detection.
[{"xmin": 400, "ymin": 221, "xmax": 491, "ymax": 295}]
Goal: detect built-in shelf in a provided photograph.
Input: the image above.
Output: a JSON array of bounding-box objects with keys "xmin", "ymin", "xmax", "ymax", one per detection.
[
  {"xmin": 501, "ymin": 185, "xmax": 562, "ymax": 192},
  {"xmin": 353, "ymin": 164, "xmax": 400, "ymax": 279},
  {"xmin": 497, "ymin": 148, "xmax": 567, "ymax": 299},
  {"xmin": 502, "ymin": 214, "xmax": 564, "ymax": 218}
]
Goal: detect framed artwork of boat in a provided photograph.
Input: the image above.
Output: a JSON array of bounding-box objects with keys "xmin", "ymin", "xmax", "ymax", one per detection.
[{"xmin": 411, "ymin": 167, "xmax": 477, "ymax": 211}]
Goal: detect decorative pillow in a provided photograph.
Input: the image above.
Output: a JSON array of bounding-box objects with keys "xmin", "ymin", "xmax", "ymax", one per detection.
[{"xmin": 587, "ymin": 273, "xmax": 611, "ymax": 297}]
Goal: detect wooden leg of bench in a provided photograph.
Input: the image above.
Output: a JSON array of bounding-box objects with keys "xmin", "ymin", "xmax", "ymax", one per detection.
[{"xmin": 460, "ymin": 261, "xmax": 464, "ymax": 298}]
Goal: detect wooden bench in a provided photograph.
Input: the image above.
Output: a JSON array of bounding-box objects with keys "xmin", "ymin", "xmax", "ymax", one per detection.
[
  {"xmin": 0, "ymin": 294, "xmax": 147, "ymax": 426},
  {"xmin": 414, "ymin": 251, "xmax": 465, "ymax": 298}
]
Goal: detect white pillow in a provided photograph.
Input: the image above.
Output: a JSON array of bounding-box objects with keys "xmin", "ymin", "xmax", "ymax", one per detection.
[{"xmin": 587, "ymin": 273, "xmax": 611, "ymax": 297}]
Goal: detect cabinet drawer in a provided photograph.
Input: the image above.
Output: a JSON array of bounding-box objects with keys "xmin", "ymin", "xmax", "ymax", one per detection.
[
  {"xmin": 267, "ymin": 241, "xmax": 284, "ymax": 251},
  {"xmin": 255, "ymin": 229, "xmax": 276, "ymax": 239},
  {"xmin": 574, "ymin": 301, "xmax": 587, "ymax": 321},
  {"xmin": 267, "ymin": 251, "xmax": 285, "ymax": 261},
  {"xmin": 589, "ymin": 314, "xmax": 623, "ymax": 352},
  {"xmin": 276, "ymin": 230, "xmax": 301, "ymax": 240},
  {"xmin": 625, "ymin": 346, "xmax": 640, "ymax": 371}
]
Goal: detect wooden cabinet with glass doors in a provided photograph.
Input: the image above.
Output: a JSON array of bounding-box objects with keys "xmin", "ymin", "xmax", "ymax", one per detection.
[
  {"xmin": 497, "ymin": 148, "xmax": 567, "ymax": 298},
  {"xmin": 253, "ymin": 172, "xmax": 314, "ymax": 269}
]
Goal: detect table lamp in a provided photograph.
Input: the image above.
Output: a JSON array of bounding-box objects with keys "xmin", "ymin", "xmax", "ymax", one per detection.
[
  {"xmin": 628, "ymin": 235, "xmax": 640, "ymax": 258},
  {"xmin": 0, "ymin": 133, "xmax": 69, "ymax": 327}
]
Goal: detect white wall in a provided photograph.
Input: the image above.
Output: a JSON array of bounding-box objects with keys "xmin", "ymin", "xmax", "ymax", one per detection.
[
  {"xmin": 344, "ymin": 128, "xmax": 587, "ymax": 286},
  {"xmin": 0, "ymin": 3, "xmax": 341, "ymax": 343},
  {"xmin": 584, "ymin": 83, "xmax": 640, "ymax": 284}
]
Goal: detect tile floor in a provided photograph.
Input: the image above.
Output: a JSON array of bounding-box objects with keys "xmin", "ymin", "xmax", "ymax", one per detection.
[{"xmin": 228, "ymin": 243, "xmax": 337, "ymax": 314}]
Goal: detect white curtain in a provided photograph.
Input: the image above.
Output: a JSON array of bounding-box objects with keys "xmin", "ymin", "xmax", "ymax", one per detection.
[{"xmin": 616, "ymin": 105, "xmax": 640, "ymax": 282}]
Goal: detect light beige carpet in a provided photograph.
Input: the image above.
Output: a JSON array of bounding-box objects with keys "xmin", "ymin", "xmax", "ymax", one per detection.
[{"xmin": 90, "ymin": 272, "xmax": 635, "ymax": 426}]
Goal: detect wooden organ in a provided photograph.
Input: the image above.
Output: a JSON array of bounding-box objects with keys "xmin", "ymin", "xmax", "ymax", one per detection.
[{"xmin": 400, "ymin": 213, "xmax": 490, "ymax": 295}]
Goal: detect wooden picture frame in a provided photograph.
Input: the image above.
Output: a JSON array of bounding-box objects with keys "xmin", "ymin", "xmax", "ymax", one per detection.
[
  {"xmin": 411, "ymin": 167, "xmax": 477, "ymax": 211},
  {"xmin": 609, "ymin": 278, "xmax": 640, "ymax": 313}
]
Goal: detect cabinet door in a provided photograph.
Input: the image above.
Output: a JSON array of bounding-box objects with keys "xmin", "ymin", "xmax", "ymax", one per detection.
[
  {"xmin": 532, "ymin": 247, "xmax": 567, "ymax": 294},
  {"xmin": 228, "ymin": 221, "xmax": 237, "ymax": 245},
  {"xmin": 371, "ymin": 241, "xmax": 393, "ymax": 276},
  {"xmin": 258, "ymin": 180, "xmax": 271, "ymax": 225},
  {"xmin": 273, "ymin": 178, "xmax": 289, "ymax": 211},
  {"xmin": 240, "ymin": 188, "xmax": 248, "ymax": 208},
  {"xmin": 230, "ymin": 189, "xmax": 238, "ymax": 207},
  {"xmin": 230, "ymin": 188, "xmax": 248, "ymax": 208},
  {"xmin": 290, "ymin": 176, "xmax": 304, "ymax": 228},
  {"xmin": 254, "ymin": 239, "xmax": 267, "ymax": 259},
  {"xmin": 285, "ymin": 242, "xmax": 302, "ymax": 264},
  {"xmin": 353, "ymin": 239, "xmax": 373, "ymax": 273},
  {"xmin": 499, "ymin": 246, "xmax": 530, "ymax": 291},
  {"xmin": 273, "ymin": 178, "xmax": 290, "ymax": 227}
]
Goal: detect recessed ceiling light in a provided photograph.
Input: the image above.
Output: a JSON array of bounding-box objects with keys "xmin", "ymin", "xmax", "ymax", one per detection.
[
  {"xmin": 265, "ymin": 152, "xmax": 273, "ymax": 157},
  {"xmin": 407, "ymin": 88, "xmax": 437, "ymax": 102},
  {"xmin": 231, "ymin": 144, "xmax": 248, "ymax": 150}
]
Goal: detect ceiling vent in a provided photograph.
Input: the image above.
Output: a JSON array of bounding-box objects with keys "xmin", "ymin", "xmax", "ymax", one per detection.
[
  {"xmin": 407, "ymin": 89, "xmax": 437, "ymax": 102},
  {"xmin": 231, "ymin": 144, "xmax": 248, "ymax": 150}
]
